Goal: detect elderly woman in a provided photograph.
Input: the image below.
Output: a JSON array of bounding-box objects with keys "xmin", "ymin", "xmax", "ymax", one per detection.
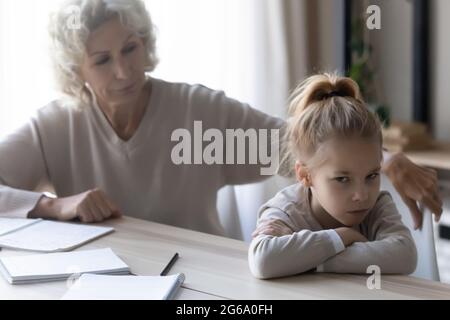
[{"xmin": 0, "ymin": 0, "xmax": 442, "ymax": 236}]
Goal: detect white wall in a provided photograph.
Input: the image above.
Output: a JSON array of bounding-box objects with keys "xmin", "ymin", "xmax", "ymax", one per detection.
[
  {"xmin": 315, "ymin": 0, "xmax": 345, "ymax": 73},
  {"xmin": 370, "ymin": 0, "xmax": 413, "ymax": 123},
  {"xmin": 430, "ymin": 0, "xmax": 450, "ymax": 141},
  {"xmin": 368, "ymin": 0, "xmax": 450, "ymax": 141}
]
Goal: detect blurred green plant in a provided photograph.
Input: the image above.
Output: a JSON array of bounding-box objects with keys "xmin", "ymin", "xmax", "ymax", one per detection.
[{"xmin": 348, "ymin": 15, "xmax": 390, "ymax": 128}]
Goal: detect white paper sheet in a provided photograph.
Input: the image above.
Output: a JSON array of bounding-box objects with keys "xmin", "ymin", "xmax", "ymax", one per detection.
[
  {"xmin": 0, "ymin": 218, "xmax": 42, "ymax": 236},
  {"xmin": 0, "ymin": 248, "xmax": 129, "ymax": 284},
  {"xmin": 62, "ymin": 273, "xmax": 185, "ymax": 300},
  {"xmin": 0, "ymin": 220, "xmax": 114, "ymax": 252}
]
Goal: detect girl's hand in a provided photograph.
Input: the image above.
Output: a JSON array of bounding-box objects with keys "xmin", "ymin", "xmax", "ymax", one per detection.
[
  {"xmin": 252, "ymin": 219, "xmax": 294, "ymax": 238},
  {"xmin": 382, "ymin": 152, "xmax": 443, "ymax": 230},
  {"xmin": 335, "ymin": 227, "xmax": 368, "ymax": 247},
  {"xmin": 30, "ymin": 189, "xmax": 122, "ymax": 223}
]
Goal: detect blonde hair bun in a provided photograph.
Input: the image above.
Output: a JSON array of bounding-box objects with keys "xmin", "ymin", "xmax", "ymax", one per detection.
[
  {"xmin": 289, "ymin": 73, "xmax": 363, "ymax": 117},
  {"xmin": 284, "ymin": 73, "xmax": 382, "ymax": 166}
]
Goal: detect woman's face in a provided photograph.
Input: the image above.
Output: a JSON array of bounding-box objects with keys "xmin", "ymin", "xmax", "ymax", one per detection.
[{"xmin": 80, "ymin": 16, "xmax": 148, "ymax": 108}]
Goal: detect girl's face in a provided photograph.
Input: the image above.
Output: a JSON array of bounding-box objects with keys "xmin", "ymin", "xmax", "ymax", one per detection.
[{"xmin": 300, "ymin": 136, "xmax": 382, "ymax": 227}]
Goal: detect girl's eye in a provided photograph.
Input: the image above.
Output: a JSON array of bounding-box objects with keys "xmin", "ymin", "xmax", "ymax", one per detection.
[
  {"xmin": 95, "ymin": 56, "xmax": 110, "ymax": 66},
  {"xmin": 367, "ymin": 173, "xmax": 380, "ymax": 180},
  {"xmin": 335, "ymin": 177, "xmax": 349, "ymax": 183}
]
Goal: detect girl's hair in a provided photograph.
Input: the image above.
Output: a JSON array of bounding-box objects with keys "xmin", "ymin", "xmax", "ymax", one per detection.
[
  {"xmin": 48, "ymin": 0, "xmax": 158, "ymax": 106},
  {"xmin": 284, "ymin": 73, "xmax": 382, "ymax": 169}
]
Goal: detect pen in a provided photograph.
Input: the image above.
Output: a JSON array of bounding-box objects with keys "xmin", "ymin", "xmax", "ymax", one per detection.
[{"xmin": 160, "ymin": 252, "xmax": 179, "ymax": 276}]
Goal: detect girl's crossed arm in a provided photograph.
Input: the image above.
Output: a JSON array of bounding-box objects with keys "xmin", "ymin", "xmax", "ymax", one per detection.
[
  {"xmin": 248, "ymin": 209, "xmax": 346, "ymax": 279},
  {"xmin": 316, "ymin": 193, "xmax": 417, "ymax": 275}
]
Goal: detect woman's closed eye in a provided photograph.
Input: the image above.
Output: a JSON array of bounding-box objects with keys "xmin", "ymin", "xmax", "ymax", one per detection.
[
  {"xmin": 93, "ymin": 44, "xmax": 136, "ymax": 66},
  {"xmin": 122, "ymin": 43, "xmax": 137, "ymax": 54},
  {"xmin": 94, "ymin": 55, "xmax": 110, "ymax": 66}
]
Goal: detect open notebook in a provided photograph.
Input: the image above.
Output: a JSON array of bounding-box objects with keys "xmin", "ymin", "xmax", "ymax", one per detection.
[
  {"xmin": 0, "ymin": 248, "xmax": 130, "ymax": 284},
  {"xmin": 62, "ymin": 273, "xmax": 185, "ymax": 300},
  {"xmin": 0, "ymin": 218, "xmax": 114, "ymax": 252}
]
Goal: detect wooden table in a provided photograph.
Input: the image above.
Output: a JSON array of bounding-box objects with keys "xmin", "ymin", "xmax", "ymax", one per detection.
[{"xmin": 1, "ymin": 216, "xmax": 450, "ymax": 300}]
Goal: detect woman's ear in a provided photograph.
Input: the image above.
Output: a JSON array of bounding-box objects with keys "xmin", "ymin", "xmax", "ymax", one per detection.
[{"xmin": 294, "ymin": 161, "xmax": 312, "ymax": 187}]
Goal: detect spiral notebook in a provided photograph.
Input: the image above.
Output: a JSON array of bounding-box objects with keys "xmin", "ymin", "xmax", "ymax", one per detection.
[
  {"xmin": 61, "ymin": 273, "xmax": 186, "ymax": 300},
  {"xmin": 0, "ymin": 218, "xmax": 114, "ymax": 252}
]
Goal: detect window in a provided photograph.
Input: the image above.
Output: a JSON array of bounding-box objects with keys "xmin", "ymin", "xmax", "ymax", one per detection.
[
  {"xmin": 0, "ymin": 1, "xmax": 61, "ymax": 137},
  {"xmin": 0, "ymin": 0, "xmax": 267, "ymax": 138}
]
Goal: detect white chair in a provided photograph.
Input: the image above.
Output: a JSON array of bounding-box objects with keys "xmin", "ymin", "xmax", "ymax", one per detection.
[
  {"xmin": 218, "ymin": 176, "xmax": 294, "ymax": 242},
  {"xmin": 381, "ymin": 174, "xmax": 440, "ymax": 281}
]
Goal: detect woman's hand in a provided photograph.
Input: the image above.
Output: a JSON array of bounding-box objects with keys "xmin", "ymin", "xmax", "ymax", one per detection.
[
  {"xmin": 29, "ymin": 189, "xmax": 122, "ymax": 223},
  {"xmin": 334, "ymin": 227, "xmax": 368, "ymax": 247},
  {"xmin": 382, "ymin": 152, "xmax": 443, "ymax": 230},
  {"xmin": 251, "ymin": 218, "xmax": 294, "ymax": 238}
]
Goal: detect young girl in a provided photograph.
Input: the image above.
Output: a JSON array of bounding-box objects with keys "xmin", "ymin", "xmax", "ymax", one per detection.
[{"xmin": 248, "ymin": 74, "xmax": 417, "ymax": 279}]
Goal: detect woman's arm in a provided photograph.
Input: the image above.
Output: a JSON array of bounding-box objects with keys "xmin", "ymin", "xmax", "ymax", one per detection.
[
  {"xmin": 194, "ymin": 87, "xmax": 285, "ymax": 185},
  {"xmin": 0, "ymin": 116, "xmax": 121, "ymax": 223},
  {"xmin": 218, "ymin": 91, "xmax": 442, "ymax": 228},
  {"xmin": 0, "ymin": 120, "xmax": 49, "ymax": 218},
  {"xmin": 29, "ymin": 189, "xmax": 122, "ymax": 222}
]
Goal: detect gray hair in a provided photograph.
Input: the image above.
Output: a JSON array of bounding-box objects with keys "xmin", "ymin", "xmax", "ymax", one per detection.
[{"xmin": 48, "ymin": 0, "xmax": 158, "ymax": 105}]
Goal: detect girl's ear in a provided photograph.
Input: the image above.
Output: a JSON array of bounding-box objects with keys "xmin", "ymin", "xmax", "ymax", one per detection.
[{"xmin": 295, "ymin": 161, "xmax": 312, "ymax": 187}]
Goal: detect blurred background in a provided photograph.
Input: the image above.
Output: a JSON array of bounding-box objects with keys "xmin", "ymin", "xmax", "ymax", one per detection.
[{"xmin": 1, "ymin": 0, "xmax": 449, "ymax": 283}]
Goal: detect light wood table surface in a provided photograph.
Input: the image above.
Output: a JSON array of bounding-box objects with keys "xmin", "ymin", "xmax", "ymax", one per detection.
[{"xmin": 1, "ymin": 216, "xmax": 450, "ymax": 300}]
